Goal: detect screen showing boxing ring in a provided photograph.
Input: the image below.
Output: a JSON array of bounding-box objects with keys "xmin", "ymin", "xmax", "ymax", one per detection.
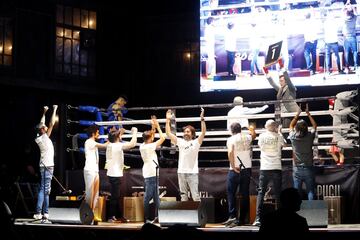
[{"xmin": 200, "ymin": 0, "xmax": 360, "ymax": 92}]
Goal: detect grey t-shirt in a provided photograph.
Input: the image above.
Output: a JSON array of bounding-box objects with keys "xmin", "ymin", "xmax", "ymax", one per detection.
[{"xmin": 289, "ymin": 129, "xmax": 315, "ymax": 166}]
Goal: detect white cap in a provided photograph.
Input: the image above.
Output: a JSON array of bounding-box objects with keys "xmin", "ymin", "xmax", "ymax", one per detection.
[
  {"xmin": 265, "ymin": 119, "xmax": 277, "ymax": 131},
  {"xmin": 233, "ymin": 96, "xmax": 243, "ymax": 105}
]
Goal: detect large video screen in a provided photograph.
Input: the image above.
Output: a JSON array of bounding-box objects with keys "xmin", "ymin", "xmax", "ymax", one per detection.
[{"xmin": 200, "ymin": 0, "xmax": 360, "ymax": 92}]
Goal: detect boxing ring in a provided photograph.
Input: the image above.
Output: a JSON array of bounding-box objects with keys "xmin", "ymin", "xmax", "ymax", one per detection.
[{"xmin": 66, "ymin": 89, "xmax": 359, "ymax": 166}]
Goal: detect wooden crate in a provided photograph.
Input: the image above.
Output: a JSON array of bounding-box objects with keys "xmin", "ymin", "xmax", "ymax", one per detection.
[{"xmin": 123, "ymin": 197, "xmax": 144, "ymax": 222}]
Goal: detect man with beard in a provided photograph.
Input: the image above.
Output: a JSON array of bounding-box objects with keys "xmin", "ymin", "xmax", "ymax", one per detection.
[{"xmin": 165, "ymin": 108, "xmax": 206, "ymax": 201}]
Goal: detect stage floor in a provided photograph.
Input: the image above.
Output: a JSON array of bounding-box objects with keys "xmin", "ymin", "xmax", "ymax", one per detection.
[{"xmin": 14, "ymin": 218, "xmax": 360, "ymax": 232}]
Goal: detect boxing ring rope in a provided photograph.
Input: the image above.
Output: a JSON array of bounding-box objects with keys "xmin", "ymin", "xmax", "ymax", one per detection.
[
  {"xmin": 94, "ymin": 108, "xmax": 357, "ymax": 126},
  {"xmin": 66, "ymin": 90, "xmax": 359, "ymax": 164},
  {"xmin": 122, "ymin": 96, "xmax": 337, "ymax": 111}
]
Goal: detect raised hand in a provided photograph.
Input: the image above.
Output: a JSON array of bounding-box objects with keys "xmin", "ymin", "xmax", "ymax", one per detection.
[
  {"xmin": 200, "ymin": 107, "xmax": 205, "ymax": 119},
  {"xmin": 151, "ymin": 115, "xmax": 160, "ymax": 128},
  {"xmin": 263, "ymin": 66, "xmax": 269, "ymax": 75},
  {"xmin": 166, "ymin": 110, "xmax": 173, "ymax": 120},
  {"xmin": 131, "ymin": 127, "xmax": 138, "ymax": 134},
  {"xmin": 278, "ymin": 58, "xmax": 284, "ymax": 69}
]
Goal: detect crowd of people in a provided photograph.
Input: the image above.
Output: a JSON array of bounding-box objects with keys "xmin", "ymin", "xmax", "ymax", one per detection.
[{"xmin": 29, "ymin": 68, "xmax": 352, "ymax": 231}]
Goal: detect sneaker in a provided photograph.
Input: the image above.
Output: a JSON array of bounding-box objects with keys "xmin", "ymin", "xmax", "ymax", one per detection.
[
  {"xmin": 108, "ymin": 216, "xmax": 121, "ymax": 223},
  {"xmin": 222, "ymin": 217, "xmax": 236, "ymax": 225},
  {"xmin": 151, "ymin": 217, "xmax": 159, "ymax": 224},
  {"xmin": 226, "ymin": 220, "xmax": 239, "ymax": 228},
  {"xmin": 252, "ymin": 219, "xmax": 261, "ymax": 227},
  {"xmin": 33, "ymin": 213, "xmax": 42, "ymax": 220},
  {"xmin": 43, "ymin": 213, "xmax": 49, "ymax": 219},
  {"xmin": 41, "ymin": 218, "xmax": 52, "ymax": 224}
]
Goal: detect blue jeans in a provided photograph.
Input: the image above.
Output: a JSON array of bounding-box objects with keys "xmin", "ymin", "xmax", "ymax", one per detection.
[
  {"xmin": 144, "ymin": 176, "xmax": 160, "ymax": 221},
  {"xmin": 36, "ymin": 166, "xmax": 54, "ymax": 214},
  {"xmin": 304, "ymin": 40, "xmax": 317, "ymax": 72},
  {"xmin": 226, "ymin": 169, "xmax": 251, "ymax": 223},
  {"xmin": 255, "ymin": 170, "xmax": 282, "ymax": 221},
  {"xmin": 325, "ymin": 42, "xmax": 341, "ymax": 72},
  {"xmin": 226, "ymin": 50, "xmax": 236, "ymax": 75},
  {"xmin": 293, "ymin": 166, "xmax": 315, "ymax": 200},
  {"xmin": 344, "ymin": 36, "xmax": 358, "ymax": 68},
  {"xmin": 250, "ymin": 48, "xmax": 260, "ymax": 74}
]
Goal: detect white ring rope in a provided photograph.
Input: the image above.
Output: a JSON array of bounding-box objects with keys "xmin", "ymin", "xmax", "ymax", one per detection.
[
  {"xmin": 125, "ymin": 96, "xmax": 337, "ymax": 111},
  {"xmin": 70, "ymin": 91, "xmax": 359, "ymax": 155},
  {"xmin": 95, "ymin": 109, "xmax": 357, "ymax": 126}
]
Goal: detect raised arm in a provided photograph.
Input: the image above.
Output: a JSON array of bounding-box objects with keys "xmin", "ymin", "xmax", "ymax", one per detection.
[
  {"xmin": 47, "ymin": 105, "xmax": 58, "ymax": 137},
  {"xmin": 165, "ymin": 110, "xmax": 178, "ymax": 144},
  {"xmin": 197, "ymin": 107, "xmax": 207, "ymax": 145},
  {"xmin": 152, "ymin": 115, "xmax": 166, "ymax": 147},
  {"xmin": 289, "ymin": 104, "xmax": 302, "ymax": 131},
  {"xmin": 263, "ymin": 66, "xmax": 280, "ymax": 91},
  {"xmin": 306, "ymin": 103, "xmax": 317, "ymax": 131},
  {"xmin": 123, "ymin": 127, "xmax": 138, "ymax": 149},
  {"xmin": 40, "ymin": 106, "xmax": 49, "ymax": 126}
]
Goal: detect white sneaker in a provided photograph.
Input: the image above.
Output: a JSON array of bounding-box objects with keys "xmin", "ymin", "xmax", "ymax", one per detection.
[
  {"xmin": 33, "ymin": 213, "xmax": 42, "ymax": 220},
  {"xmin": 43, "ymin": 213, "xmax": 49, "ymax": 219},
  {"xmin": 222, "ymin": 217, "xmax": 236, "ymax": 225},
  {"xmin": 252, "ymin": 219, "xmax": 261, "ymax": 227}
]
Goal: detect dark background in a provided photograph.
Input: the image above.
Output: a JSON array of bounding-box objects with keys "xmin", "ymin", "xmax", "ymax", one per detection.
[{"xmin": 0, "ymin": 0, "xmax": 359, "ymax": 220}]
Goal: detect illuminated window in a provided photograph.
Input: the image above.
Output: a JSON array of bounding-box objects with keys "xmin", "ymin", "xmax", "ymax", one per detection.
[
  {"xmin": 0, "ymin": 18, "xmax": 13, "ymax": 66},
  {"xmin": 55, "ymin": 5, "xmax": 96, "ymax": 77}
]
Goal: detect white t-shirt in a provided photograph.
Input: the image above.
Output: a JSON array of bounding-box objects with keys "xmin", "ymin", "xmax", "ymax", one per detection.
[
  {"xmin": 105, "ymin": 142, "xmax": 125, "ymax": 177},
  {"xmin": 226, "ymin": 133, "xmax": 252, "ymax": 170},
  {"xmin": 84, "ymin": 138, "xmax": 99, "ymax": 172},
  {"xmin": 35, "ymin": 133, "xmax": 54, "ymax": 167},
  {"xmin": 140, "ymin": 142, "xmax": 159, "ymax": 178},
  {"xmin": 258, "ymin": 131, "xmax": 284, "ymax": 170},
  {"xmin": 177, "ymin": 138, "xmax": 201, "ymax": 174}
]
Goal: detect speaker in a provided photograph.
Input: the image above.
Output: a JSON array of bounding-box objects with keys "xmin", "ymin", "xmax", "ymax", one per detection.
[
  {"xmin": 159, "ymin": 201, "xmax": 207, "ymax": 227},
  {"xmin": 297, "ymin": 200, "xmax": 328, "ymax": 227},
  {"xmin": 324, "ymin": 196, "xmax": 343, "ymax": 224},
  {"xmin": 49, "ymin": 200, "xmax": 94, "ymax": 225},
  {"xmin": 201, "ymin": 197, "xmax": 215, "ymax": 223}
]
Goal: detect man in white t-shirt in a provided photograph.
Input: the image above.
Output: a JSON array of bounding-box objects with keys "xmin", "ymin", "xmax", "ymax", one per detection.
[
  {"xmin": 140, "ymin": 116, "xmax": 165, "ymax": 223},
  {"xmin": 105, "ymin": 127, "xmax": 137, "ymax": 222},
  {"xmin": 253, "ymin": 119, "xmax": 284, "ymax": 227},
  {"xmin": 224, "ymin": 122, "xmax": 256, "ymax": 227},
  {"xmin": 33, "ymin": 105, "xmax": 58, "ymax": 221},
  {"xmin": 84, "ymin": 125, "xmax": 108, "ymax": 216},
  {"xmin": 227, "ymin": 96, "xmax": 268, "ymax": 130},
  {"xmin": 165, "ymin": 108, "xmax": 206, "ymax": 201}
]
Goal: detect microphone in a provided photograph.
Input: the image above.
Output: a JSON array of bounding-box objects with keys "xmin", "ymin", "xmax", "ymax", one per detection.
[{"xmin": 62, "ymin": 189, "xmax": 72, "ymax": 195}]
